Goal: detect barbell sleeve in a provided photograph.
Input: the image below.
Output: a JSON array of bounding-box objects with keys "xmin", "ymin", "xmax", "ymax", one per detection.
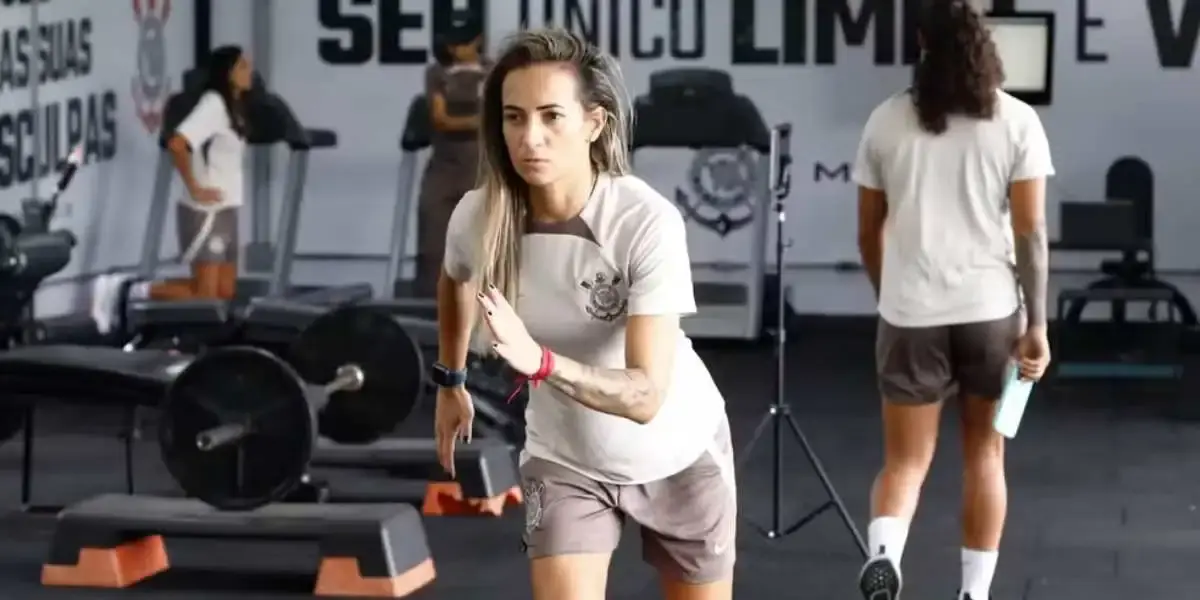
[
  {"xmin": 326, "ymin": 364, "xmax": 365, "ymax": 394},
  {"xmin": 195, "ymin": 422, "xmax": 250, "ymax": 451}
]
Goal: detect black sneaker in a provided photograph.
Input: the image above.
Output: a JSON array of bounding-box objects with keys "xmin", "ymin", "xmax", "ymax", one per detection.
[
  {"xmin": 957, "ymin": 591, "xmax": 991, "ymax": 600},
  {"xmin": 858, "ymin": 555, "xmax": 901, "ymax": 599}
]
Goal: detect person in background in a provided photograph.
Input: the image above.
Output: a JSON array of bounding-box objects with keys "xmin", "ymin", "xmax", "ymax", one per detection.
[
  {"xmin": 149, "ymin": 45, "xmax": 252, "ymax": 301},
  {"xmin": 413, "ymin": 20, "xmax": 487, "ymax": 297},
  {"xmin": 853, "ymin": 1, "xmax": 1053, "ymax": 599}
]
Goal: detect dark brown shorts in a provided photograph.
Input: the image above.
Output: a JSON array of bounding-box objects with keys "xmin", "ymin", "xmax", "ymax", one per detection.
[
  {"xmin": 176, "ymin": 201, "xmax": 238, "ymax": 264},
  {"xmin": 519, "ymin": 419, "xmax": 736, "ymax": 584},
  {"xmin": 876, "ymin": 312, "xmax": 1022, "ymax": 404}
]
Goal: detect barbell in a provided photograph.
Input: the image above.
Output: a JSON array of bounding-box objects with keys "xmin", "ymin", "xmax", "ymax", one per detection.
[{"xmin": 158, "ymin": 305, "xmax": 425, "ymax": 511}]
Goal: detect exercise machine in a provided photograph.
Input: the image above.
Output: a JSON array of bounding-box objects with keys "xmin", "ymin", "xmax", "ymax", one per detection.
[
  {"xmin": 5, "ymin": 146, "xmax": 136, "ymax": 346},
  {"xmin": 123, "ymin": 68, "xmax": 371, "ymax": 349},
  {"xmin": 0, "ymin": 147, "xmax": 84, "ymax": 348},
  {"xmin": 1052, "ymin": 160, "xmax": 1189, "ymax": 380},
  {"xmin": 1054, "ymin": 158, "xmax": 1196, "ymax": 327},
  {"xmin": 386, "ymin": 94, "xmax": 436, "ymax": 317},
  {"xmin": 139, "ymin": 68, "xmax": 343, "ymax": 300},
  {"xmin": 630, "ymin": 69, "xmax": 774, "ymax": 340}
]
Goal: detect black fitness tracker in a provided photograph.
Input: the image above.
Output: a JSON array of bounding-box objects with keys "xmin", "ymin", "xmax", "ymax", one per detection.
[{"xmin": 431, "ymin": 362, "xmax": 468, "ymax": 388}]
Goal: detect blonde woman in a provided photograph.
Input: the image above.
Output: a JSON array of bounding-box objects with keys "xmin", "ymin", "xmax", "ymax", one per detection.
[{"xmin": 430, "ymin": 30, "xmax": 735, "ymax": 600}]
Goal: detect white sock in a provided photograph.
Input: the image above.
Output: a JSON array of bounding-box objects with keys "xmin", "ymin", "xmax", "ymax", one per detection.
[
  {"xmin": 866, "ymin": 516, "xmax": 910, "ymax": 566},
  {"xmin": 960, "ymin": 548, "xmax": 998, "ymax": 599},
  {"xmin": 91, "ymin": 275, "xmax": 119, "ymax": 334}
]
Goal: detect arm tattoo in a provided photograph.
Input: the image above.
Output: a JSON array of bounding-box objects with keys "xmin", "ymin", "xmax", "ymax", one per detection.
[
  {"xmin": 1014, "ymin": 226, "xmax": 1049, "ymax": 327},
  {"xmin": 545, "ymin": 353, "xmax": 661, "ymax": 424}
]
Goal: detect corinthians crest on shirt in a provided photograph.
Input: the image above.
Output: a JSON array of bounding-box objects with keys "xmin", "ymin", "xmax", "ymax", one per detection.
[{"xmin": 580, "ymin": 271, "xmax": 628, "ymax": 322}]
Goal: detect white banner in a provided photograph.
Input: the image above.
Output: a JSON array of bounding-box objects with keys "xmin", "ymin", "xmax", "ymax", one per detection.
[{"xmin": 1, "ymin": 0, "xmax": 193, "ymax": 313}]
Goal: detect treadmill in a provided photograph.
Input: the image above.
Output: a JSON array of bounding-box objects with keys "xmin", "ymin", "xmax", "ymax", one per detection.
[
  {"xmin": 630, "ymin": 69, "xmax": 773, "ymax": 340},
  {"xmin": 126, "ymin": 69, "xmax": 371, "ymax": 347}
]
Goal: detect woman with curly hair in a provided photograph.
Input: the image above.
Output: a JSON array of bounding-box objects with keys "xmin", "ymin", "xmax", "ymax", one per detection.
[{"xmin": 852, "ymin": 1, "xmax": 1053, "ymax": 599}]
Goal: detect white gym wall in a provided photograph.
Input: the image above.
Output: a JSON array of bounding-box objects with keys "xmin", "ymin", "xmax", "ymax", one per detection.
[
  {"xmin": 10, "ymin": 0, "xmax": 1200, "ymax": 322},
  {"xmin": 1, "ymin": 0, "xmax": 194, "ymax": 317}
]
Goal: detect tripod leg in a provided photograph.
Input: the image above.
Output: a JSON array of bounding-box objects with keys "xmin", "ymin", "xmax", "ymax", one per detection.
[
  {"xmin": 783, "ymin": 412, "xmax": 868, "ymax": 557},
  {"xmin": 735, "ymin": 408, "xmax": 776, "ymax": 470}
]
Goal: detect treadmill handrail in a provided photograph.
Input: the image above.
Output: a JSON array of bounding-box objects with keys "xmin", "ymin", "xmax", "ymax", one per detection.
[
  {"xmin": 243, "ymin": 297, "xmax": 326, "ymax": 321},
  {"xmin": 285, "ymin": 283, "xmax": 373, "ymax": 307},
  {"xmin": 399, "ymin": 94, "xmax": 431, "ymax": 152}
]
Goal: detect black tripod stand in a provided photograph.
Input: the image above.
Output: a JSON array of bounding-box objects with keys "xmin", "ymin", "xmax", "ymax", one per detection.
[{"xmin": 737, "ymin": 124, "xmax": 868, "ymax": 557}]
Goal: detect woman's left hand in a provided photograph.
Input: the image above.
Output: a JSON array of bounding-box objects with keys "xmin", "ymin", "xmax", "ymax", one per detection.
[{"xmin": 477, "ymin": 285, "xmax": 543, "ymax": 376}]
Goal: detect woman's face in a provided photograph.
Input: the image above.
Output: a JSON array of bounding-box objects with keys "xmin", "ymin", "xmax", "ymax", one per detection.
[
  {"xmin": 501, "ymin": 63, "xmax": 603, "ymax": 187},
  {"xmin": 230, "ymin": 54, "xmax": 253, "ymax": 92}
]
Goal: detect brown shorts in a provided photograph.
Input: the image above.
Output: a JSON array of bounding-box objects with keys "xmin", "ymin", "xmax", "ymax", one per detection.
[
  {"xmin": 519, "ymin": 419, "xmax": 737, "ymax": 584},
  {"xmin": 876, "ymin": 312, "xmax": 1022, "ymax": 404},
  {"xmin": 176, "ymin": 201, "xmax": 239, "ymax": 264}
]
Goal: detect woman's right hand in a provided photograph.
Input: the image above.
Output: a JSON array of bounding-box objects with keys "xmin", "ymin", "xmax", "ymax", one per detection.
[
  {"xmin": 434, "ymin": 386, "xmax": 475, "ymax": 477},
  {"xmin": 191, "ymin": 186, "xmax": 223, "ymax": 205}
]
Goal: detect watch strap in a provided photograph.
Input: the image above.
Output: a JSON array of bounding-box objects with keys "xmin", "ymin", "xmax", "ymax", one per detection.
[{"xmin": 432, "ymin": 363, "xmax": 468, "ymax": 387}]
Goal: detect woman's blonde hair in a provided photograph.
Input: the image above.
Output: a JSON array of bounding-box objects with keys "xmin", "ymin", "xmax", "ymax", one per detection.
[{"xmin": 473, "ymin": 28, "xmax": 633, "ymax": 304}]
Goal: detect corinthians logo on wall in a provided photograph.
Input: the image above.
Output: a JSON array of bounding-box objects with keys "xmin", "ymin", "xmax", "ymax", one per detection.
[
  {"xmin": 131, "ymin": 0, "xmax": 172, "ymax": 133},
  {"xmin": 675, "ymin": 147, "xmax": 761, "ymax": 237}
]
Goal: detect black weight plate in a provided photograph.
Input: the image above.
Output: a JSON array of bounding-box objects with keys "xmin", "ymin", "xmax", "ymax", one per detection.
[
  {"xmin": 159, "ymin": 347, "xmax": 314, "ymax": 510},
  {"xmin": 289, "ymin": 306, "xmax": 425, "ymax": 444}
]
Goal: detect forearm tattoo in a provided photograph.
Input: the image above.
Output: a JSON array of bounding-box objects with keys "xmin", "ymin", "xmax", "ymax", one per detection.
[
  {"xmin": 545, "ymin": 354, "xmax": 660, "ymax": 423},
  {"xmin": 1014, "ymin": 226, "xmax": 1049, "ymax": 327}
]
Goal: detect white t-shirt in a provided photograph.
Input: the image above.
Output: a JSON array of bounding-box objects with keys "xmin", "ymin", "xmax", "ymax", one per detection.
[
  {"xmin": 853, "ymin": 90, "xmax": 1055, "ymax": 328},
  {"xmin": 175, "ymin": 91, "xmax": 245, "ymax": 207},
  {"xmin": 444, "ymin": 174, "xmax": 727, "ymax": 484}
]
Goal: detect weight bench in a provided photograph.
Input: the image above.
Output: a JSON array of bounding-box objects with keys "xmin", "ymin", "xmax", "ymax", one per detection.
[
  {"xmin": 41, "ymin": 493, "xmax": 435, "ymax": 597},
  {"xmin": 0, "ymin": 345, "xmax": 193, "ymax": 511},
  {"xmin": 311, "ymin": 437, "xmax": 521, "ymax": 516},
  {"xmin": 123, "ymin": 298, "xmax": 233, "ymax": 350}
]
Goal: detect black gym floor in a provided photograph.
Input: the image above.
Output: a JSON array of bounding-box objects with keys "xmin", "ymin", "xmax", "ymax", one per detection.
[{"xmin": 0, "ymin": 321, "xmax": 1194, "ymax": 599}]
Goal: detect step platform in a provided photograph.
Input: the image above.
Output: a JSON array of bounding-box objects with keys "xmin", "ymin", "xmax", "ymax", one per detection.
[
  {"xmin": 312, "ymin": 438, "xmax": 522, "ymax": 516},
  {"xmin": 41, "ymin": 494, "xmax": 435, "ymax": 598}
]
